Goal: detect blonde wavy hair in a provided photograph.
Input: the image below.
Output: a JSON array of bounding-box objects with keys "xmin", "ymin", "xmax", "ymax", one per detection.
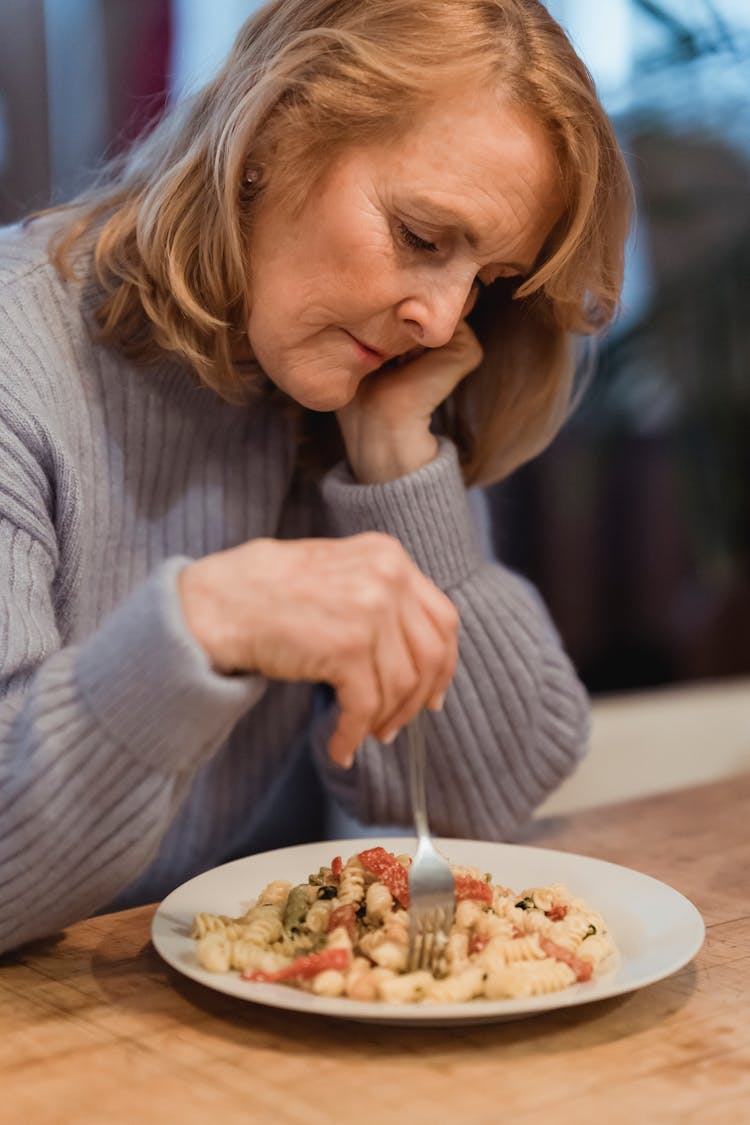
[{"xmin": 46, "ymin": 0, "xmax": 632, "ymax": 485}]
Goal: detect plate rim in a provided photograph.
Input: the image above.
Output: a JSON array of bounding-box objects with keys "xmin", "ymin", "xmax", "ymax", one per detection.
[{"xmin": 151, "ymin": 836, "xmax": 705, "ymax": 1025}]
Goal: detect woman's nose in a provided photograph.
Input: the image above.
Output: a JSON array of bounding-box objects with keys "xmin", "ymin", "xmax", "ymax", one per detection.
[{"xmin": 397, "ymin": 278, "xmax": 476, "ymax": 349}]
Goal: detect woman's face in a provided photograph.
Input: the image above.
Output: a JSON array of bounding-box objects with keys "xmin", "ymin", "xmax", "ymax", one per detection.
[{"xmin": 246, "ymin": 84, "xmax": 562, "ymax": 411}]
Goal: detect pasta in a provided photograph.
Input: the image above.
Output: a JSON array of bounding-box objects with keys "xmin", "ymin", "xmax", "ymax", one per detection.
[{"xmin": 191, "ymin": 846, "xmax": 617, "ymax": 1004}]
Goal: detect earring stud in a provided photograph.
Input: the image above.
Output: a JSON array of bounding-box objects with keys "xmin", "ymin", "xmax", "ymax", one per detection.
[{"xmin": 244, "ymin": 163, "xmax": 264, "ymax": 188}]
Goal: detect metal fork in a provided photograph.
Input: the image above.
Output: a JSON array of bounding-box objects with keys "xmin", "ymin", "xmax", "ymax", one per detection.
[{"xmin": 406, "ymin": 711, "xmax": 456, "ymax": 974}]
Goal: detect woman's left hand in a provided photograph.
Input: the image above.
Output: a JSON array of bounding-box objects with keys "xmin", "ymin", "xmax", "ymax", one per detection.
[{"xmin": 336, "ymin": 318, "xmax": 483, "ymax": 483}]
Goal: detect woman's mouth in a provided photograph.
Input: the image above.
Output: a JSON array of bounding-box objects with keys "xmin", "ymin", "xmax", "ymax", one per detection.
[{"xmin": 343, "ymin": 331, "xmax": 387, "ymax": 364}]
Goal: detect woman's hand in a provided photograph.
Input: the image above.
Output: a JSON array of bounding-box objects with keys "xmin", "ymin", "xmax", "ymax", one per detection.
[
  {"xmin": 336, "ymin": 319, "xmax": 483, "ymax": 483},
  {"xmin": 178, "ymin": 533, "xmax": 459, "ymax": 767}
]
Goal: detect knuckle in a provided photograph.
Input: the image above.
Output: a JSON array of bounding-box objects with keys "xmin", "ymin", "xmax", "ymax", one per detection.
[
  {"xmin": 355, "ymin": 581, "xmax": 389, "ymax": 615},
  {"xmin": 371, "ymin": 543, "xmax": 407, "ymax": 584}
]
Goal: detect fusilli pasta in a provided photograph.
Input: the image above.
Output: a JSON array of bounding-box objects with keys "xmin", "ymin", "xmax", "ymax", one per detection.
[{"xmin": 191, "ymin": 847, "xmax": 617, "ymax": 1004}]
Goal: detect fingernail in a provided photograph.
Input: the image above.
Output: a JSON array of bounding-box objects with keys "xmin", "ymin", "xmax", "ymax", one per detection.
[
  {"xmin": 341, "ymin": 752, "xmax": 355, "ymax": 770},
  {"xmin": 429, "ymin": 692, "xmax": 445, "ymax": 712},
  {"xmin": 382, "ymin": 729, "xmax": 400, "ymax": 745}
]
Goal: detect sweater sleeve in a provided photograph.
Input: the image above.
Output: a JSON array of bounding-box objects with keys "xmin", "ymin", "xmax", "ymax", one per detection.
[
  {"xmin": 311, "ymin": 438, "xmax": 590, "ymax": 841},
  {"xmin": 0, "ymin": 507, "xmax": 264, "ymax": 955}
]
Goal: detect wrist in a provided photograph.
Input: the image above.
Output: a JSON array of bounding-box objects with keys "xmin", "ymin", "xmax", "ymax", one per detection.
[
  {"xmin": 177, "ymin": 556, "xmax": 243, "ymax": 674},
  {"xmin": 346, "ymin": 429, "xmax": 439, "ymax": 484}
]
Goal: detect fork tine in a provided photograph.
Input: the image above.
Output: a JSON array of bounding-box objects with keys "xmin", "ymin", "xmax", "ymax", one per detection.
[
  {"xmin": 439, "ymin": 904, "xmax": 454, "ymax": 940},
  {"xmin": 408, "ymin": 913, "xmax": 425, "ymax": 972},
  {"xmin": 420, "ymin": 919, "xmax": 435, "ymax": 972},
  {"xmin": 404, "ymin": 712, "xmax": 456, "ymax": 977},
  {"xmin": 407, "ymin": 923, "xmax": 419, "ymax": 972}
]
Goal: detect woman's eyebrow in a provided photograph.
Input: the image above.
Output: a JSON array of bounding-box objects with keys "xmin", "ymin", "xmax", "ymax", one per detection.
[{"xmin": 406, "ymin": 194, "xmax": 533, "ymax": 274}]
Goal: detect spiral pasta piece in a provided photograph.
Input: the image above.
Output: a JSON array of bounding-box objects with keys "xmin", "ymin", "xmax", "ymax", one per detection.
[
  {"xmin": 191, "ymin": 849, "xmax": 616, "ymax": 1005},
  {"xmin": 484, "ymin": 959, "xmax": 576, "ymax": 999},
  {"xmin": 337, "ymin": 857, "xmax": 367, "ymax": 906}
]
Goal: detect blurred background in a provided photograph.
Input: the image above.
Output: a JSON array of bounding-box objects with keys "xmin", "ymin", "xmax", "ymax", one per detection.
[{"xmin": 1, "ymin": 0, "xmax": 748, "ymax": 700}]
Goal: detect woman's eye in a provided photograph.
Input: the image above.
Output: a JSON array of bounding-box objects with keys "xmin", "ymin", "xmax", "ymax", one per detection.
[{"xmin": 395, "ymin": 221, "xmax": 439, "ymax": 254}]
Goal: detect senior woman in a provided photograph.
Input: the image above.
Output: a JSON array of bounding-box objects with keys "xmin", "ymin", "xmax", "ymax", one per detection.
[{"xmin": 0, "ymin": 0, "xmax": 631, "ymax": 953}]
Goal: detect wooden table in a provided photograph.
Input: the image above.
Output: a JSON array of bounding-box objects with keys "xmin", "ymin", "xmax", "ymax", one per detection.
[{"xmin": 2, "ymin": 774, "xmax": 749, "ymax": 1125}]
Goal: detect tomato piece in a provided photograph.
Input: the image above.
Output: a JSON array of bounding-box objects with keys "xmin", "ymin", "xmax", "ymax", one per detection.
[
  {"xmin": 538, "ymin": 936, "xmax": 593, "ymax": 982},
  {"xmin": 359, "ymin": 846, "xmax": 410, "ymax": 908},
  {"xmin": 327, "ymin": 903, "xmax": 357, "ymax": 942},
  {"xmin": 331, "ymin": 855, "xmax": 343, "ymax": 879},
  {"xmin": 468, "ymin": 932, "xmax": 489, "ymax": 956},
  {"xmin": 454, "ymin": 876, "xmax": 493, "ymax": 904},
  {"xmin": 242, "ymin": 946, "xmax": 351, "ymax": 983},
  {"xmin": 545, "ymin": 903, "xmax": 568, "ymax": 922}
]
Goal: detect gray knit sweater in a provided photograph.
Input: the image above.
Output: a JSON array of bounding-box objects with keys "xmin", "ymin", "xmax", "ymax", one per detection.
[{"xmin": 0, "ymin": 219, "xmax": 589, "ymax": 954}]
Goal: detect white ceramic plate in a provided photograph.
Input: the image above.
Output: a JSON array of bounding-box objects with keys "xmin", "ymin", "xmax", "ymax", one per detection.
[{"xmin": 151, "ymin": 836, "xmax": 705, "ymax": 1026}]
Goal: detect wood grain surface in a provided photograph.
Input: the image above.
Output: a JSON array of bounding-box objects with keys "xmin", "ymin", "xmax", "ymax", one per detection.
[{"xmin": 2, "ymin": 772, "xmax": 749, "ymax": 1125}]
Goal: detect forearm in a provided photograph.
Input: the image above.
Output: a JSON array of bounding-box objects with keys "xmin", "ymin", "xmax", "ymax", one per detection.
[
  {"xmin": 314, "ymin": 440, "xmax": 589, "ymax": 838},
  {"xmin": 0, "ymin": 559, "xmax": 264, "ymax": 953},
  {"xmin": 314, "ymin": 566, "xmax": 589, "ymax": 840}
]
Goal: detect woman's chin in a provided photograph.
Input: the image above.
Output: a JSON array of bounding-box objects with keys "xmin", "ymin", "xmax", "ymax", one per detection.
[{"xmin": 281, "ymin": 371, "xmax": 361, "ymax": 413}]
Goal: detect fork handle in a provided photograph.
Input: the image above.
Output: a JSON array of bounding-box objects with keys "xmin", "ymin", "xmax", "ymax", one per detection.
[{"xmin": 407, "ymin": 713, "xmax": 430, "ymax": 841}]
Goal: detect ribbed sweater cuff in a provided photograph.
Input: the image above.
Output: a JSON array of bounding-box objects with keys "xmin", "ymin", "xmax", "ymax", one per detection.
[
  {"xmin": 321, "ymin": 439, "xmax": 483, "ymax": 590},
  {"xmin": 75, "ymin": 557, "xmax": 265, "ymax": 773}
]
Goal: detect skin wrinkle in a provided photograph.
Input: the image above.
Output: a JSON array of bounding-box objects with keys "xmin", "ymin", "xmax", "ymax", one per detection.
[
  {"xmin": 407, "ymin": 172, "xmax": 544, "ymax": 279},
  {"xmin": 246, "ymin": 83, "xmax": 561, "ymax": 414},
  {"xmin": 393, "ymin": 108, "xmax": 557, "ymax": 252}
]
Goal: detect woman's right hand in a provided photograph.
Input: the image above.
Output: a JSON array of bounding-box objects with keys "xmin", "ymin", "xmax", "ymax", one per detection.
[{"xmin": 177, "ymin": 533, "xmax": 459, "ymax": 767}]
